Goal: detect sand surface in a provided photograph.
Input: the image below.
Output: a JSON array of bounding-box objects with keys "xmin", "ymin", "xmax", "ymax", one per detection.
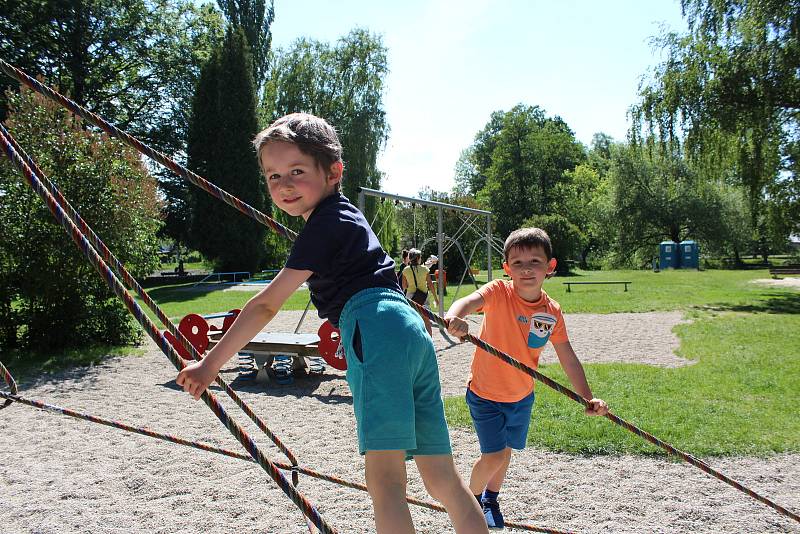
[{"xmin": 1, "ymin": 310, "xmax": 798, "ymax": 533}]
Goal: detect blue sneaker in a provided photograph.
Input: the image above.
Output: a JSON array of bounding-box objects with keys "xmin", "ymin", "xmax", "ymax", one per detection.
[{"xmin": 482, "ymin": 498, "xmax": 504, "ymax": 530}]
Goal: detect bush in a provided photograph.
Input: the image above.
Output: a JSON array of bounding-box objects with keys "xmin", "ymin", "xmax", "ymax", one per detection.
[{"xmin": 0, "ymin": 88, "xmax": 161, "ymax": 350}]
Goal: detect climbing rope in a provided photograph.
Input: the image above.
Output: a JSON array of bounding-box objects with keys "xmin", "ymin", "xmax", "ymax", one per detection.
[
  {"xmin": 2, "ymin": 60, "xmax": 797, "ymax": 528},
  {"xmin": 406, "ymin": 299, "xmax": 800, "ymax": 525},
  {"xmin": 0, "ymin": 360, "xmax": 18, "ymax": 410},
  {"xmin": 0, "ymin": 129, "xmax": 335, "ymax": 534},
  {"xmin": 0, "ymin": 387, "xmax": 566, "ymax": 533},
  {"xmin": 0, "ymin": 122, "xmax": 303, "ymax": 485},
  {"xmin": 0, "ymin": 59, "xmax": 296, "ymax": 242}
]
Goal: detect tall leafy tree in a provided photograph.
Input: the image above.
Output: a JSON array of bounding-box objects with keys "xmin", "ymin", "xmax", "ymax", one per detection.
[
  {"xmin": 468, "ymin": 105, "xmax": 585, "ymax": 239},
  {"xmin": 606, "ymin": 143, "xmax": 731, "ymax": 266},
  {"xmin": 0, "ymin": 88, "xmax": 161, "ymax": 349},
  {"xmin": 216, "ymin": 0, "xmax": 274, "ymax": 89},
  {"xmin": 187, "ymin": 26, "xmax": 268, "ymax": 272},
  {"xmin": 632, "ymin": 0, "xmax": 800, "ymax": 249},
  {"xmin": 454, "ymin": 111, "xmax": 505, "ymax": 196},
  {"xmin": 262, "ymin": 28, "xmax": 390, "ymax": 218},
  {"xmin": 0, "ymin": 0, "xmax": 225, "ymax": 245}
]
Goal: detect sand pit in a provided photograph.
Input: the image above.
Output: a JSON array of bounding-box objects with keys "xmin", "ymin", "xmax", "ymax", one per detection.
[
  {"xmin": 1, "ymin": 310, "xmax": 797, "ymax": 533},
  {"xmin": 752, "ymin": 277, "xmax": 800, "ymax": 290}
]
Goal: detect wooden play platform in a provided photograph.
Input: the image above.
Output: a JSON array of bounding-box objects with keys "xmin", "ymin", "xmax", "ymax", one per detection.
[{"xmin": 207, "ymin": 331, "xmax": 320, "ymax": 382}]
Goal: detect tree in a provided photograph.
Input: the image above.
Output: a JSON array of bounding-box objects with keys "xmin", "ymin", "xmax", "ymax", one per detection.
[
  {"xmin": 216, "ymin": 0, "xmax": 274, "ymax": 89},
  {"xmin": 523, "ymin": 214, "xmax": 585, "ymax": 273},
  {"xmin": 0, "ymin": 0, "xmax": 226, "ymax": 245},
  {"xmin": 468, "ymin": 105, "xmax": 585, "ymax": 239},
  {"xmin": 0, "ymin": 88, "xmax": 160, "ymax": 350},
  {"xmin": 631, "ymin": 0, "xmax": 800, "ymax": 254},
  {"xmin": 262, "ymin": 28, "xmax": 390, "ymax": 220},
  {"xmin": 454, "ymin": 111, "xmax": 505, "ymax": 197},
  {"xmin": 187, "ymin": 26, "xmax": 268, "ymax": 273},
  {"xmin": 606, "ymin": 143, "xmax": 730, "ymax": 266},
  {"xmin": 554, "ymin": 163, "xmax": 606, "ymax": 268}
]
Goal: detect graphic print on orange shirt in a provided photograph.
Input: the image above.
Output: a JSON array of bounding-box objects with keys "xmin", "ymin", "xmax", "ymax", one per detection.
[{"xmin": 527, "ymin": 312, "xmax": 557, "ymax": 348}]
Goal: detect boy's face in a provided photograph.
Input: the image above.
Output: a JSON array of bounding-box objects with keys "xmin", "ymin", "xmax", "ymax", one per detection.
[
  {"xmin": 261, "ymin": 141, "xmax": 342, "ymax": 220},
  {"xmin": 503, "ymin": 245, "xmax": 557, "ymax": 294}
]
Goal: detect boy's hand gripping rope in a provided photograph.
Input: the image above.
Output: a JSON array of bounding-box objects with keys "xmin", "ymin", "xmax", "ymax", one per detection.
[
  {"xmin": 0, "ymin": 129, "xmax": 336, "ymax": 534},
  {"xmin": 406, "ymin": 300, "xmax": 800, "ymax": 525}
]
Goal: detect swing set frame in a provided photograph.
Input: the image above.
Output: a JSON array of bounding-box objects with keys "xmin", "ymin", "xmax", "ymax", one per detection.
[{"xmin": 357, "ymin": 186, "xmax": 495, "ymax": 316}]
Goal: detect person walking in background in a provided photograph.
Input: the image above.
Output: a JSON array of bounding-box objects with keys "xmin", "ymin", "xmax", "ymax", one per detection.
[{"xmin": 402, "ymin": 248, "xmax": 439, "ymax": 336}]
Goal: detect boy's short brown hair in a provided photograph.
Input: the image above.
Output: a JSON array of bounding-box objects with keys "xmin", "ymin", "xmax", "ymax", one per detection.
[
  {"xmin": 253, "ymin": 113, "xmax": 344, "ymax": 192},
  {"xmin": 503, "ymin": 227, "xmax": 553, "ymax": 261}
]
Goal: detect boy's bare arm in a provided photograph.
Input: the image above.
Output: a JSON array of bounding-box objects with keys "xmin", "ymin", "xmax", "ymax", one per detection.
[
  {"xmin": 552, "ymin": 341, "xmax": 609, "ymax": 416},
  {"xmin": 444, "ymin": 292, "xmax": 485, "ymax": 338},
  {"xmin": 176, "ymin": 267, "xmax": 312, "ymax": 400}
]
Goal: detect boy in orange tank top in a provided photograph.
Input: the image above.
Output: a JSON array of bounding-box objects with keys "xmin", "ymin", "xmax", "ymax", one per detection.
[{"xmin": 445, "ymin": 227, "xmax": 609, "ymax": 530}]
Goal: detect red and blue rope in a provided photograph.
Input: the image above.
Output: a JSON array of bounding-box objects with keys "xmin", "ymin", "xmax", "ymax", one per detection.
[
  {"xmin": 0, "ymin": 122, "xmax": 302, "ymax": 482},
  {"xmin": 407, "ymin": 299, "xmax": 800, "ymax": 524},
  {"xmin": 0, "ymin": 129, "xmax": 335, "ymax": 533},
  {"xmin": 0, "ymin": 59, "xmax": 296, "ymax": 243}
]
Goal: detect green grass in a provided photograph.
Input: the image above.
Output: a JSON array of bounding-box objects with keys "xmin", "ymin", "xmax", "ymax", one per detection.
[
  {"xmin": 133, "ymin": 283, "xmax": 313, "ymax": 322},
  {"xmin": 138, "ymin": 268, "xmax": 783, "ymax": 319},
  {"xmin": 444, "ymin": 306, "xmax": 800, "ymax": 457},
  {"xmin": 13, "ymin": 267, "xmax": 799, "ymax": 458},
  {"xmin": 434, "ymin": 268, "xmax": 785, "ymax": 313}
]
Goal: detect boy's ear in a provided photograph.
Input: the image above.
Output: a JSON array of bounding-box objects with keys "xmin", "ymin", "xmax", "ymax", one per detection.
[
  {"xmin": 502, "ymin": 262, "xmax": 511, "ymax": 276},
  {"xmin": 328, "ymin": 161, "xmax": 343, "ymax": 185},
  {"xmin": 546, "ymin": 258, "xmax": 557, "ymax": 277}
]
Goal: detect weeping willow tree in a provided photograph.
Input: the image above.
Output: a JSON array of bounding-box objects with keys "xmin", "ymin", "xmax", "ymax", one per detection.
[
  {"xmin": 262, "ymin": 28, "xmax": 390, "ymax": 227},
  {"xmin": 631, "ymin": 0, "xmax": 799, "ymax": 258}
]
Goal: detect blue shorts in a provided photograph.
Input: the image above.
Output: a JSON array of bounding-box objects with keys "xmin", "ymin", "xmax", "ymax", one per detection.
[
  {"xmin": 339, "ymin": 288, "xmax": 451, "ymax": 456},
  {"xmin": 466, "ymin": 387, "xmax": 535, "ymax": 453}
]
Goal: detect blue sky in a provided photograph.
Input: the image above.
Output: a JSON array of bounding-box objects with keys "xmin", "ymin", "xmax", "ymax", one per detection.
[{"xmin": 269, "ymin": 1, "xmax": 688, "ymax": 196}]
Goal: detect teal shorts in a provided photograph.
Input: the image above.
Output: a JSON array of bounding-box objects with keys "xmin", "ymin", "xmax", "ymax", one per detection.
[{"xmin": 339, "ymin": 287, "xmax": 452, "ymax": 456}]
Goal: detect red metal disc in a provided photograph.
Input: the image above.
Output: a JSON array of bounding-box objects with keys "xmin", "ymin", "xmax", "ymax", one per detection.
[
  {"xmin": 317, "ymin": 320, "xmax": 346, "ymax": 370},
  {"xmin": 175, "ymin": 313, "xmax": 210, "ymax": 358}
]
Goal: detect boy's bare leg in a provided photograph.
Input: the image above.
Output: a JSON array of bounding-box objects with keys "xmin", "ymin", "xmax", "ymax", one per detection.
[
  {"xmin": 365, "ymin": 450, "xmax": 414, "ymax": 534},
  {"xmin": 469, "ymin": 447, "xmax": 512, "ymax": 495},
  {"xmin": 415, "ymin": 454, "xmax": 489, "ymax": 534}
]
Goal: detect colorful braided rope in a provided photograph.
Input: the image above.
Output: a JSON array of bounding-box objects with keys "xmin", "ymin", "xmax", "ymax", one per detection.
[
  {"xmin": 0, "ymin": 360, "xmax": 18, "ymax": 410},
  {"xmin": 0, "ymin": 59, "xmax": 297, "ymax": 243},
  {"xmin": 0, "ymin": 123, "xmax": 301, "ymax": 483},
  {"xmin": 407, "ymin": 299, "xmax": 800, "ymax": 524},
  {"xmin": 0, "ymin": 389, "xmax": 568, "ymax": 534},
  {"xmin": 0, "ymin": 129, "xmax": 335, "ymax": 533}
]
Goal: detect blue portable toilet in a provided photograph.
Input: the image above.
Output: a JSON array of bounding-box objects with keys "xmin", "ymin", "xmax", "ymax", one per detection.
[
  {"xmin": 679, "ymin": 240, "xmax": 699, "ymax": 269},
  {"xmin": 659, "ymin": 241, "xmax": 678, "ymax": 269}
]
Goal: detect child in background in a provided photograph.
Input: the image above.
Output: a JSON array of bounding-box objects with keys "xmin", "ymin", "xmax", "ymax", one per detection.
[
  {"xmin": 445, "ymin": 227, "xmax": 608, "ymax": 530},
  {"xmin": 177, "ymin": 113, "xmax": 487, "ymax": 533}
]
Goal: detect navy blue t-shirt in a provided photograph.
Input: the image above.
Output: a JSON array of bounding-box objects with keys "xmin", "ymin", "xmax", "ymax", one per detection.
[{"xmin": 285, "ymin": 193, "xmax": 401, "ymax": 327}]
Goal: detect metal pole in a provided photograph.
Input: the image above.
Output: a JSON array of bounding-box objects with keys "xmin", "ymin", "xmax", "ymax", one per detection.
[
  {"xmin": 487, "ymin": 214, "xmax": 493, "ymax": 282},
  {"xmin": 358, "ymin": 188, "xmax": 365, "ymax": 213},
  {"xmin": 437, "ymin": 206, "xmax": 444, "ymax": 314}
]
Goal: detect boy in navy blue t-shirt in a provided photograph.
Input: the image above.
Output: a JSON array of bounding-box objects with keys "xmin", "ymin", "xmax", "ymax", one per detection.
[{"xmin": 177, "ymin": 113, "xmax": 487, "ymax": 533}]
